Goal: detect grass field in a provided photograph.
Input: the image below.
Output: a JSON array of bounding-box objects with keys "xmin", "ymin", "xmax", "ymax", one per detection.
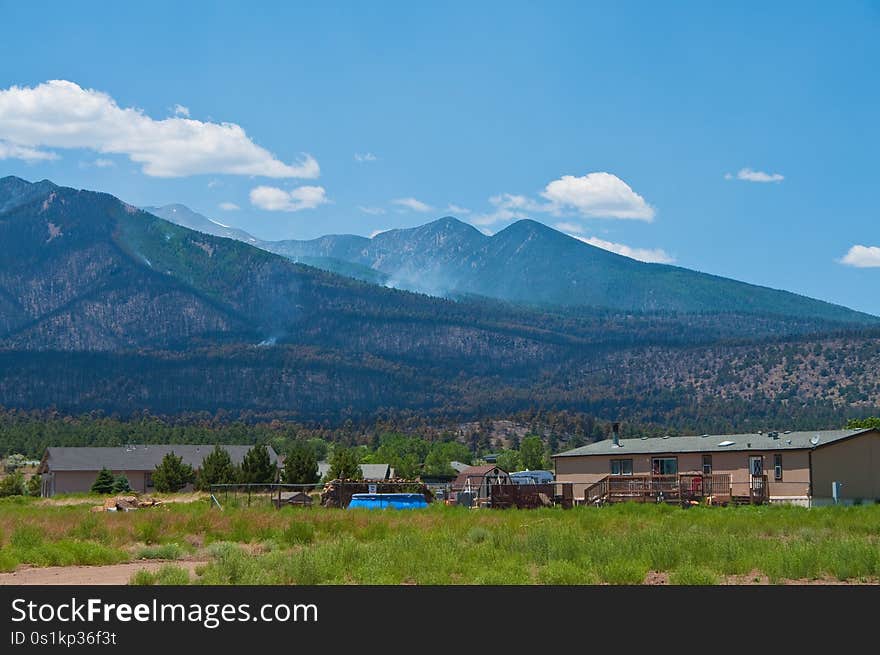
[{"xmin": 1, "ymin": 496, "xmax": 879, "ymax": 584}]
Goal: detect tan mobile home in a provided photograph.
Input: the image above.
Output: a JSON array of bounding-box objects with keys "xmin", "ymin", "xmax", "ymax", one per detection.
[{"xmin": 553, "ymin": 428, "xmax": 880, "ymax": 507}]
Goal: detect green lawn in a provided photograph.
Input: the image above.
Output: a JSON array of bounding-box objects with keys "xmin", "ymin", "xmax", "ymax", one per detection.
[{"xmin": 1, "ymin": 496, "xmax": 879, "ymax": 584}]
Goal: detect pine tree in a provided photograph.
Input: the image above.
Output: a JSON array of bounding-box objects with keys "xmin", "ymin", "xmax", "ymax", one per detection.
[
  {"xmin": 152, "ymin": 452, "xmax": 195, "ymax": 493},
  {"xmin": 283, "ymin": 441, "xmax": 319, "ymax": 485},
  {"xmin": 196, "ymin": 445, "xmax": 238, "ymax": 490},
  {"xmin": 90, "ymin": 467, "xmax": 117, "ymax": 494},
  {"xmin": 113, "ymin": 474, "xmax": 131, "ymax": 493},
  {"xmin": 239, "ymin": 444, "xmax": 276, "ymax": 484},
  {"xmin": 327, "ymin": 447, "xmax": 361, "ymax": 480}
]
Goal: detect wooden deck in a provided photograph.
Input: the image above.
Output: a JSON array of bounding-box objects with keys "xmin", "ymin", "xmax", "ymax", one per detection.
[{"xmin": 581, "ymin": 473, "xmax": 769, "ymax": 507}]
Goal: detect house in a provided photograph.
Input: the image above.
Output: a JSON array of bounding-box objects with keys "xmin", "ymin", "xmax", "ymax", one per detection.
[
  {"xmin": 360, "ymin": 463, "xmax": 394, "ymax": 480},
  {"xmin": 316, "ymin": 461, "xmax": 394, "ymax": 481},
  {"xmin": 452, "ymin": 465, "xmax": 511, "ymax": 503},
  {"xmin": 450, "ymin": 461, "xmax": 471, "ymax": 474},
  {"xmin": 552, "ymin": 427, "xmax": 880, "ymax": 506},
  {"xmin": 37, "ymin": 444, "xmax": 279, "ymax": 497}
]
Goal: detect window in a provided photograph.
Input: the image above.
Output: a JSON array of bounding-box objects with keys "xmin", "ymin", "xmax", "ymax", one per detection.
[
  {"xmin": 652, "ymin": 457, "xmax": 678, "ymax": 475},
  {"xmin": 774, "ymin": 454, "xmax": 783, "ymax": 481},
  {"xmin": 145, "ymin": 472, "xmax": 153, "ymax": 488},
  {"xmin": 702, "ymin": 455, "xmax": 712, "ymax": 475},
  {"xmin": 610, "ymin": 459, "xmax": 633, "ymax": 475},
  {"xmin": 749, "ymin": 456, "xmax": 763, "ymax": 477}
]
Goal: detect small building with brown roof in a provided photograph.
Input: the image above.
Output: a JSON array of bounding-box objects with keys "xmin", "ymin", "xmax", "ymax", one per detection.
[{"xmin": 452, "ymin": 465, "xmax": 511, "ymax": 502}]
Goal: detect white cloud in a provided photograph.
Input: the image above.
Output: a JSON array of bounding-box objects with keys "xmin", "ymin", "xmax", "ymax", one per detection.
[
  {"xmin": 354, "ymin": 152, "xmax": 377, "ymax": 163},
  {"xmin": 249, "ymin": 185, "xmax": 328, "ymax": 212},
  {"xmin": 218, "ymin": 201, "xmax": 240, "ymax": 211},
  {"xmin": 470, "ymin": 193, "xmax": 552, "ymax": 226},
  {"xmin": 0, "ymin": 140, "xmax": 58, "ymax": 161},
  {"xmin": 392, "ymin": 197, "xmax": 432, "ymax": 212},
  {"xmin": 78, "ymin": 157, "xmax": 116, "ymax": 169},
  {"xmin": 569, "ymin": 234, "xmax": 674, "ymax": 264},
  {"xmin": 369, "ymin": 228, "xmax": 392, "ymax": 238},
  {"xmin": 207, "ymin": 179, "xmax": 220, "ymax": 188},
  {"xmin": 553, "ymin": 221, "xmax": 584, "ymax": 234},
  {"xmin": 840, "ymin": 245, "xmax": 880, "ymax": 268},
  {"xmin": 358, "ymin": 206, "xmax": 386, "ymax": 215},
  {"xmin": 0, "ymin": 80, "xmax": 319, "ymax": 178},
  {"xmin": 446, "ymin": 204, "xmax": 471, "ymax": 215},
  {"xmin": 727, "ymin": 168, "xmax": 784, "ymax": 183},
  {"xmin": 172, "ymin": 104, "xmax": 190, "ymax": 117},
  {"xmin": 541, "ymin": 172, "xmax": 655, "ymax": 220},
  {"xmin": 471, "ymin": 173, "xmax": 654, "ymax": 226}
]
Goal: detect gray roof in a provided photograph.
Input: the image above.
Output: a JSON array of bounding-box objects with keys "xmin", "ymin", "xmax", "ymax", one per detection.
[
  {"xmin": 553, "ymin": 428, "xmax": 876, "ymax": 458},
  {"xmin": 40, "ymin": 444, "xmax": 278, "ymax": 472},
  {"xmin": 450, "ymin": 461, "xmax": 470, "ymax": 473},
  {"xmin": 316, "ymin": 461, "xmax": 391, "ymax": 480},
  {"xmin": 360, "ymin": 463, "xmax": 391, "ymax": 480}
]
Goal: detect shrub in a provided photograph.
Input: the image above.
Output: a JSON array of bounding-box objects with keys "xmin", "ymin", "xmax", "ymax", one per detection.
[
  {"xmin": 26, "ymin": 474, "xmax": 41, "ymax": 497},
  {"xmin": 134, "ymin": 518, "xmax": 162, "ymax": 545},
  {"xmin": 670, "ymin": 565, "xmax": 721, "ymax": 585},
  {"xmin": 598, "ymin": 558, "xmax": 650, "ymax": 585},
  {"xmin": 130, "ymin": 564, "xmax": 191, "ymax": 585},
  {"xmin": 538, "ymin": 560, "xmax": 599, "ymax": 584},
  {"xmin": 135, "ymin": 543, "xmax": 185, "ymax": 560},
  {"xmin": 0, "ymin": 472, "xmax": 26, "ymax": 497},
  {"xmin": 281, "ymin": 521, "xmax": 315, "ymax": 546}
]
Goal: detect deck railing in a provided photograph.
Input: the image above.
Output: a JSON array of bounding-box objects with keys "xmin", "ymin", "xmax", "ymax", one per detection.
[{"xmin": 581, "ymin": 473, "xmax": 734, "ymax": 505}]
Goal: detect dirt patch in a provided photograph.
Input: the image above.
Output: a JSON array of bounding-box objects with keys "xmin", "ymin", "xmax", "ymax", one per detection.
[
  {"xmin": 644, "ymin": 570, "xmax": 669, "ymax": 585},
  {"xmin": 0, "ymin": 560, "xmax": 205, "ymax": 586},
  {"xmin": 722, "ymin": 569, "xmax": 879, "ymax": 585}
]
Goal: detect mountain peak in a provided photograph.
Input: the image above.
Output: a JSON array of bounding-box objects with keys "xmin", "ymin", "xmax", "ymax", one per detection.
[
  {"xmin": 145, "ymin": 203, "xmax": 261, "ymax": 245},
  {"xmin": 0, "ymin": 176, "xmax": 59, "ymax": 213},
  {"xmin": 494, "ymin": 218, "xmax": 574, "ymax": 243},
  {"xmin": 420, "ymin": 215, "xmax": 483, "ymax": 235}
]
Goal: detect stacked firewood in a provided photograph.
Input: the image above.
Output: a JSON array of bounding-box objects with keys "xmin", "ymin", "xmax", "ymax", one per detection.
[{"xmin": 91, "ymin": 495, "xmax": 163, "ymax": 512}]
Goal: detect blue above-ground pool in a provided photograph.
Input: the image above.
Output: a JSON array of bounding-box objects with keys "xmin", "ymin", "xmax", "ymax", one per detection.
[{"xmin": 347, "ymin": 493, "xmax": 429, "ymax": 510}]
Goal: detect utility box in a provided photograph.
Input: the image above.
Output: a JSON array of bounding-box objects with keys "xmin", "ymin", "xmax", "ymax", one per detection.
[{"xmin": 832, "ymin": 481, "xmax": 843, "ymax": 504}]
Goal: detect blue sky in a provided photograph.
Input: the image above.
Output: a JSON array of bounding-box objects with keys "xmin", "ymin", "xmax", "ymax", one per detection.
[{"xmin": 1, "ymin": 1, "xmax": 878, "ymax": 314}]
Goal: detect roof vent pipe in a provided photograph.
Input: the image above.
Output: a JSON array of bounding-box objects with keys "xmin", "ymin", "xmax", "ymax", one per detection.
[{"xmin": 612, "ymin": 422, "xmax": 620, "ymax": 447}]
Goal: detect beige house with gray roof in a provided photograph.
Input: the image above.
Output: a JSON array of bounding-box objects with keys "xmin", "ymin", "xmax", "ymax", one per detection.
[
  {"xmin": 553, "ymin": 428, "xmax": 880, "ymax": 506},
  {"xmin": 38, "ymin": 445, "xmax": 279, "ymax": 497}
]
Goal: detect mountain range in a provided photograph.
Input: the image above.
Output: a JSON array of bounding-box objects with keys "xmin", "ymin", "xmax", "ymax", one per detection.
[
  {"xmin": 147, "ymin": 202, "xmax": 876, "ymax": 322},
  {"xmin": 1, "ymin": 176, "xmax": 878, "ymax": 427}
]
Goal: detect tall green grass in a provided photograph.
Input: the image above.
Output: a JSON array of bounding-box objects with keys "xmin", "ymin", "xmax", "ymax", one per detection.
[{"xmin": 3, "ymin": 501, "xmax": 880, "ymax": 583}]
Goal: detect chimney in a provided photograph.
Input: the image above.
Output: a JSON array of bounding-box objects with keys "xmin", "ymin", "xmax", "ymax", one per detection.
[{"xmin": 612, "ymin": 422, "xmax": 620, "ymax": 447}]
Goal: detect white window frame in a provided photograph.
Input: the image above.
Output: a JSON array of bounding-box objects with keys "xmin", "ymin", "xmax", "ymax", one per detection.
[{"xmin": 652, "ymin": 457, "xmax": 678, "ymax": 475}]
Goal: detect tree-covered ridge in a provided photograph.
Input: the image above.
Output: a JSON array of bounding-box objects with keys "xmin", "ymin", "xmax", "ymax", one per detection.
[{"xmin": 1, "ymin": 178, "xmax": 878, "ymax": 431}]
